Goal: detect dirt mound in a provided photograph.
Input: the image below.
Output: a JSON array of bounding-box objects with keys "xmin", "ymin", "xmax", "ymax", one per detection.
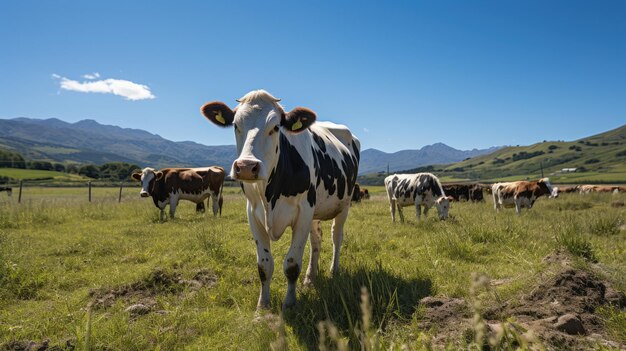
[
  {"xmin": 417, "ymin": 253, "xmax": 625, "ymax": 349},
  {"xmin": 89, "ymin": 268, "xmax": 218, "ymax": 315},
  {"xmin": 1, "ymin": 339, "xmax": 75, "ymax": 351}
]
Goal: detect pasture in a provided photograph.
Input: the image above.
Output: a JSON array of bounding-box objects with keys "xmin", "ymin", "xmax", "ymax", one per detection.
[{"xmin": 1, "ymin": 186, "xmax": 625, "ymax": 350}]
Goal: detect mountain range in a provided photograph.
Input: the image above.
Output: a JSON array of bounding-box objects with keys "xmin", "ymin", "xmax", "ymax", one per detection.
[{"xmin": 0, "ymin": 117, "xmax": 500, "ymax": 174}]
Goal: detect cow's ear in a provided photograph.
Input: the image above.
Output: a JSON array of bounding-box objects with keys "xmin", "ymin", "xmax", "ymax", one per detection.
[
  {"xmin": 131, "ymin": 173, "xmax": 142, "ymax": 181},
  {"xmin": 282, "ymin": 107, "xmax": 316, "ymax": 133},
  {"xmin": 201, "ymin": 102, "xmax": 235, "ymax": 127},
  {"xmin": 155, "ymin": 171, "xmax": 164, "ymax": 180}
]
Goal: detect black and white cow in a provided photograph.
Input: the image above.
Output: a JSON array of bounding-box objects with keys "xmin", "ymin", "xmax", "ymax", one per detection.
[
  {"xmin": 384, "ymin": 173, "xmax": 452, "ymax": 222},
  {"xmin": 200, "ymin": 90, "xmax": 360, "ymax": 309}
]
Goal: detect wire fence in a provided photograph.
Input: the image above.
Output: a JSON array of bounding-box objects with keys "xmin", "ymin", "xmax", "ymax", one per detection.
[{"xmin": 0, "ymin": 180, "xmax": 241, "ymax": 204}]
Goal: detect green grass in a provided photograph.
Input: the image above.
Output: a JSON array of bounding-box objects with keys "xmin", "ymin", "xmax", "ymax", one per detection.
[
  {"xmin": 0, "ymin": 189, "xmax": 625, "ymax": 349},
  {"xmin": 0, "ymin": 168, "xmax": 89, "ymax": 182}
]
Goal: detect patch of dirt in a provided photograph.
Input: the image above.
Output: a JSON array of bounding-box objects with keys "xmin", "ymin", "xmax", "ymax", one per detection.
[
  {"xmin": 416, "ymin": 252, "xmax": 626, "ymax": 350},
  {"xmin": 1, "ymin": 339, "xmax": 75, "ymax": 351},
  {"xmin": 89, "ymin": 268, "xmax": 217, "ymax": 316}
]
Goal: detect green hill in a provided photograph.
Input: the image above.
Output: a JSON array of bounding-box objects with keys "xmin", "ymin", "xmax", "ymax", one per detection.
[
  {"xmin": 359, "ymin": 124, "xmax": 626, "ymax": 185},
  {"xmin": 0, "ymin": 168, "xmax": 90, "ymax": 183},
  {"xmin": 443, "ymin": 124, "xmax": 626, "ymax": 183}
]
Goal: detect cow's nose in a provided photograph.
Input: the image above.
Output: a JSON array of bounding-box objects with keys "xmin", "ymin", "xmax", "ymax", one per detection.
[{"xmin": 233, "ymin": 159, "xmax": 261, "ymax": 180}]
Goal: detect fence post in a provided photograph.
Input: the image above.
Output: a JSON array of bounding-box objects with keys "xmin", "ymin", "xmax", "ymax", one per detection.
[
  {"xmin": 118, "ymin": 183, "xmax": 123, "ymax": 203},
  {"xmin": 18, "ymin": 180, "xmax": 23, "ymax": 203},
  {"xmin": 88, "ymin": 181, "xmax": 92, "ymax": 202}
]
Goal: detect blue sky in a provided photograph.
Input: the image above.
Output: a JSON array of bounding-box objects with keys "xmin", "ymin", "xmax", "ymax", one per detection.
[{"xmin": 1, "ymin": 1, "xmax": 624, "ymax": 152}]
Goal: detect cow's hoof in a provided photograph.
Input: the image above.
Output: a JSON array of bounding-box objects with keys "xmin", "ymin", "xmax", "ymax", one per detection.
[
  {"xmin": 303, "ymin": 277, "xmax": 315, "ymax": 287},
  {"xmin": 282, "ymin": 294, "xmax": 297, "ymax": 310},
  {"xmin": 256, "ymin": 302, "xmax": 271, "ymax": 312}
]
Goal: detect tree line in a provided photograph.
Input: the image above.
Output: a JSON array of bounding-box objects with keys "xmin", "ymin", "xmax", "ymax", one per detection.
[{"xmin": 0, "ymin": 148, "xmax": 139, "ymax": 181}]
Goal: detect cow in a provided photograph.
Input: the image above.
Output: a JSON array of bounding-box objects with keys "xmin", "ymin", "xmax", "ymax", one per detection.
[
  {"xmin": 0, "ymin": 186, "xmax": 11, "ymax": 197},
  {"xmin": 131, "ymin": 167, "xmax": 225, "ymax": 221},
  {"xmin": 352, "ymin": 183, "xmax": 362, "ymax": 202},
  {"xmin": 492, "ymin": 178, "xmax": 554, "ymax": 214},
  {"xmin": 384, "ymin": 173, "xmax": 452, "ymax": 222},
  {"xmin": 200, "ymin": 90, "xmax": 360, "ymax": 310},
  {"xmin": 556, "ymin": 185, "xmax": 579, "ymax": 194},
  {"xmin": 442, "ymin": 183, "xmax": 484, "ymax": 202},
  {"xmin": 361, "ymin": 188, "xmax": 370, "ymax": 200}
]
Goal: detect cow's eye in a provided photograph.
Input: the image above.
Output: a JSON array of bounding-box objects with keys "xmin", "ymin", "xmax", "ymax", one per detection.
[
  {"xmin": 234, "ymin": 124, "xmax": 240, "ymax": 133},
  {"xmin": 269, "ymin": 125, "xmax": 279, "ymax": 135}
]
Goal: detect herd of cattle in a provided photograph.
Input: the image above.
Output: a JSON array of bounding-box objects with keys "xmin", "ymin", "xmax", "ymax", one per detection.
[{"xmin": 113, "ymin": 90, "xmax": 626, "ymax": 310}]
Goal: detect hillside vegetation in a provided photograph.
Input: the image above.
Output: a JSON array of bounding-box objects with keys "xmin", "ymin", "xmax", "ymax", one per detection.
[{"xmin": 359, "ymin": 124, "xmax": 626, "ymax": 185}]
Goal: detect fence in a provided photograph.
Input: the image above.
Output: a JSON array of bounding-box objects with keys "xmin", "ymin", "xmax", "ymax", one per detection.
[
  {"xmin": 0, "ymin": 180, "xmax": 136, "ymax": 204},
  {"xmin": 0, "ymin": 180, "xmax": 242, "ymax": 204}
]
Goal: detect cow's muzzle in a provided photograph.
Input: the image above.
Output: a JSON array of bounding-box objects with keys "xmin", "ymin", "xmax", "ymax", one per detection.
[
  {"xmin": 233, "ymin": 159, "xmax": 261, "ymax": 181},
  {"xmin": 140, "ymin": 191, "xmax": 149, "ymax": 197}
]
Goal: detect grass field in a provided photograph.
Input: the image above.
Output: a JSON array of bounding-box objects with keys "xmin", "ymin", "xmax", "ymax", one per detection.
[{"xmin": 1, "ymin": 186, "xmax": 625, "ymax": 350}]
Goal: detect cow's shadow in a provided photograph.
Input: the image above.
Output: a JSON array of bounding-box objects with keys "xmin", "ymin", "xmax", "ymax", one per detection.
[{"xmin": 282, "ymin": 263, "xmax": 432, "ymax": 350}]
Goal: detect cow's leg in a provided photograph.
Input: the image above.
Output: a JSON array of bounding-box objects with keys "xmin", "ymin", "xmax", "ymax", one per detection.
[
  {"xmin": 211, "ymin": 193, "xmax": 220, "ymax": 217},
  {"xmin": 330, "ymin": 206, "xmax": 349, "ymax": 275},
  {"xmin": 389, "ymin": 198, "xmax": 396, "ymax": 222},
  {"xmin": 169, "ymin": 196, "xmax": 179, "ymax": 218},
  {"xmin": 493, "ymin": 193, "xmax": 500, "ymax": 212},
  {"xmin": 423, "ymin": 205, "xmax": 430, "ymax": 218},
  {"xmin": 415, "ymin": 202, "xmax": 422, "ymax": 220},
  {"xmin": 397, "ymin": 204, "xmax": 405, "ymax": 223},
  {"xmin": 304, "ymin": 220, "xmax": 322, "ymax": 286},
  {"xmin": 159, "ymin": 208, "xmax": 165, "ymax": 221},
  {"xmin": 283, "ymin": 210, "xmax": 314, "ymax": 309},
  {"xmin": 248, "ymin": 205, "xmax": 273, "ymax": 310},
  {"xmin": 218, "ymin": 195, "xmax": 223, "ymax": 217},
  {"xmin": 514, "ymin": 198, "xmax": 522, "ymax": 215}
]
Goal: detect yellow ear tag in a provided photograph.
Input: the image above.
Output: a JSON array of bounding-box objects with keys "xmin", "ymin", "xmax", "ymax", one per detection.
[
  {"xmin": 215, "ymin": 111, "xmax": 226, "ymax": 125},
  {"xmin": 291, "ymin": 118, "xmax": 303, "ymax": 131}
]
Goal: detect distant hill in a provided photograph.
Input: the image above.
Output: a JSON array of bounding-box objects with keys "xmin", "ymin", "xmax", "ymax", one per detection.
[
  {"xmin": 437, "ymin": 124, "xmax": 626, "ymax": 183},
  {"xmin": 0, "ymin": 117, "xmax": 502, "ymax": 175},
  {"xmin": 359, "ymin": 143, "xmax": 501, "ymax": 174},
  {"xmin": 0, "ymin": 118, "xmax": 237, "ymax": 169}
]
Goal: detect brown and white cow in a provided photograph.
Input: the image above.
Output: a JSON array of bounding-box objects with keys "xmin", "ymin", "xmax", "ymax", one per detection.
[
  {"xmin": 492, "ymin": 178, "xmax": 554, "ymax": 214},
  {"xmin": 361, "ymin": 188, "xmax": 370, "ymax": 200},
  {"xmin": 579, "ymin": 185, "xmax": 623, "ymax": 194},
  {"xmin": 200, "ymin": 90, "xmax": 360, "ymax": 310},
  {"xmin": 132, "ymin": 167, "xmax": 225, "ymax": 220},
  {"xmin": 0, "ymin": 186, "xmax": 11, "ymax": 197}
]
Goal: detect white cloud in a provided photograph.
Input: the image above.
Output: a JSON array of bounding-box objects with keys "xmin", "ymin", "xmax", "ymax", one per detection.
[
  {"xmin": 363, "ymin": 127, "xmax": 370, "ymax": 133},
  {"xmin": 52, "ymin": 74, "xmax": 155, "ymax": 101},
  {"xmin": 82, "ymin": 72, "xmax": 100, "ymax": 80}
]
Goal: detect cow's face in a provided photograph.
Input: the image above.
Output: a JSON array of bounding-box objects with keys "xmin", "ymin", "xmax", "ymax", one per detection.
[
  {"xmin": 538, "ymin": 178, "xmax": 554, "ymax": 197},
  {"xmin": 201, "ymin": 90, "xmax": 316, "ymax": 182},
  {"xmin": 435, "ymin": 196, "xmax": 453, "ymax": 219},
  {"xmin": 550, "ymin": 187, "xmax": 559, "ymax": 198},
  {"xmin": 131, "ymin": 168, "xmax": 163, "ymax": 197}
]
